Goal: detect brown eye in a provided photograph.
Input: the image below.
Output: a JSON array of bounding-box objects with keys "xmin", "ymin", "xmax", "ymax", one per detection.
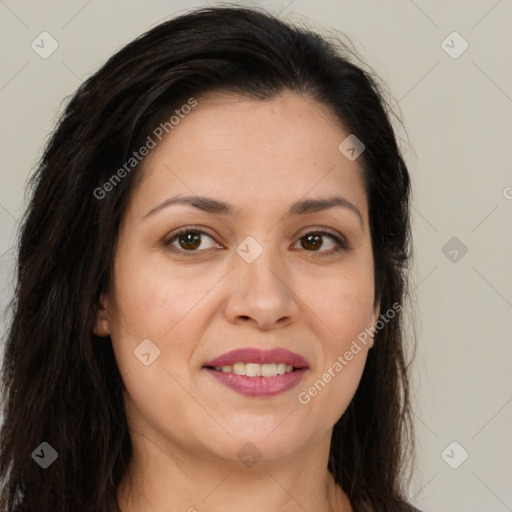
[
  {"xmin": 165, "ymin": 229, "xmax": 218, "ymax": 252},
  {"xmin": 178, "ymin": 231, "xmax": 202, "ymax": 250},
  {"xmin": 301, "ymin": 233, "xmax": 323, "ymax": 251},
  {"xmin": 294, "ymin": 230, "xmax": 347, "ymax": 254}
]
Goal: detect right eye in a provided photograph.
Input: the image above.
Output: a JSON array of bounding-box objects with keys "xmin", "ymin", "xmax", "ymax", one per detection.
[{"xmin": 164, "ymin": 228, "xmax": 222, "ymax": 253}]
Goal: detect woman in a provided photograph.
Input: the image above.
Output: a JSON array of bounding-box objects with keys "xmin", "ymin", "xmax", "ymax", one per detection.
[{"xmin": 0, "ymin": 6, "xmax": 419, "ymax": 512}]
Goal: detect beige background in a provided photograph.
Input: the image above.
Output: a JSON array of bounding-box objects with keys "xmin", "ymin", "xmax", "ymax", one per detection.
[{"xmin": 1, "ymin": 1, "xmax": 511, "ymax": 510}]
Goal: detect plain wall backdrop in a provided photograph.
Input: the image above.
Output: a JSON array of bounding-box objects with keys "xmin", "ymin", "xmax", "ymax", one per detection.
[{"xmin": 0, "ymin": 1, "xmax": 511, "ymax": 510}]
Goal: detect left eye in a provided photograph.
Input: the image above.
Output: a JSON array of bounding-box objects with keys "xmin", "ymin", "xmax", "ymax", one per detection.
[{"xmin": 293, "ymin": 231, "xmax": 346, "ymax": 253}]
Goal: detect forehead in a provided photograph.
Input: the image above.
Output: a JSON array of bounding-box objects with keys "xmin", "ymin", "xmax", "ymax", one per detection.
[{"xmin": 130, "ymin": 90, "xmax": 368, "ymax": 221}]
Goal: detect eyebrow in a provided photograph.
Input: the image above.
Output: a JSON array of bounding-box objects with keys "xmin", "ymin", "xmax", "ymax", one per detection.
[{"xmin": 144, "ymin": 194, "xmax": 363, "ymax": 227}]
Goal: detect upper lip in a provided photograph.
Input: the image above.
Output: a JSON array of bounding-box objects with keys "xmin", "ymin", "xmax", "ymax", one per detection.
[{"xmin": 203, "ymin": 348, "xmax": 309, "ymax": 369}]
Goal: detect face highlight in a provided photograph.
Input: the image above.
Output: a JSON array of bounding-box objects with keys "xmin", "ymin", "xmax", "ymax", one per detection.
[{"xmin": 95, "ymin": 90, "xmax": 379, "ymax": 469}]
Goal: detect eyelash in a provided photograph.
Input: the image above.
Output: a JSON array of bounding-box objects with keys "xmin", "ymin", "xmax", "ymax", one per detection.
[{"xmin": 163, "ymin": 226, "xmax": 348, "ymax": 257}]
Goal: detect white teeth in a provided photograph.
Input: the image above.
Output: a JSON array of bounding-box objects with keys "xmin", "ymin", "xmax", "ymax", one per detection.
[
  {"xmin": 216, "ymin": 362, "xmax": 296, "ymax": 377},
  {"xmin": 214, "ymin": 365, "xmax": 232, "ymax": 373},
  {"xmin": 276, "ymin": 363, "xmax": 286, "ymax": 375},
  {"xmin": 246, "ymin": 363, "xmax": 261, "ymax": 377},
  {"xmin": 261, "ymin": 363, "xmax": 276, "ymax": 377},
  {"xmin": 232, "ymin": 362, "xmax": 245, "ymax": 375}
]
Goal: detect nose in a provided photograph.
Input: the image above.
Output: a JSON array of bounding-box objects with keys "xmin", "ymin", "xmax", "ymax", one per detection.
[{"xmin": 222, "ymin": 244, "xmax": 301, "ymax": 330}]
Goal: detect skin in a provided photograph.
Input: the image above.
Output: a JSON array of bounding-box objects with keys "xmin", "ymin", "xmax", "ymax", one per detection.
[{"xmin": 94, "ymin": 90, "xmax": 379, "ymax": 512}]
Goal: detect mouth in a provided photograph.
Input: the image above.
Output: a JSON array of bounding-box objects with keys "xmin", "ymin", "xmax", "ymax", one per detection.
[
  {"xmin": 202, "ymin": 347, "xmax": 309, "ymax": 397},
  {"xmin": 203, "ymin": 347, "xmax": 309, "ymax": 369}
]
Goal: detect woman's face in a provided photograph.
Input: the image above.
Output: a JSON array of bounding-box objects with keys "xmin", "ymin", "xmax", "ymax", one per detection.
[{"xmin": 96, "ymin": 90, "xmax": 379, "ymax": 466}]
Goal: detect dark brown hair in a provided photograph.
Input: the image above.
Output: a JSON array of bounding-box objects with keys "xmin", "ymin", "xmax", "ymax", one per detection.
[{"xmin": 0, "ymin": 5, "xmax": 419, "ymax": 511}]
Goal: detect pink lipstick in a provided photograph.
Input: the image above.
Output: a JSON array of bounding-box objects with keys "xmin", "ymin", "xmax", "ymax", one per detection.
[{"xmin": 203, "ymin": 347, "xmax": 309, "ymax": 397}]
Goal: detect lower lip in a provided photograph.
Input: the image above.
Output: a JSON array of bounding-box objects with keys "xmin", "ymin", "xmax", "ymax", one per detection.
[{"xmin": 204, "ymin": 368, "xmax": 308, "ymax": 397}]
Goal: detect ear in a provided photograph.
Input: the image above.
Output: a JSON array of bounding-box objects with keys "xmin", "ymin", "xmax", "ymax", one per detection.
[
  {"xmin": 371, "ymin": 301, "xmax": 380, "ymax": 327},
  {"xmin": 369, "ymin": 301, "xmax": 381, "ymax": 348},
  {"xmin": 93, "ymin": 292, "xmax": 111, "ymax": 337}
]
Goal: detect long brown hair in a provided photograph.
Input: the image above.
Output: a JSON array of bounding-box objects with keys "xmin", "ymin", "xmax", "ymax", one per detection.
[{"xmin": 0, "ymin": 6, "xmax": 418, "ymax": 511}]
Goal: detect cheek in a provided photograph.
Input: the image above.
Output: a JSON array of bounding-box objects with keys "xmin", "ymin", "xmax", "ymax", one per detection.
[
  {"xmin": 106, "ymin": 259, "xmax": 193, "ymax": 383},
  {"xmin": 110, "ymin": 253, "xmax": 217, "ymax": 340},
  {"xmin": 297, "ymin": 334, "xmax": 368, "ymax": 429},
  {"xmin": 304, "ymin": 259, "xmax": 375, "ymax": 342},
  {"xmin": 107, "ymin": 260, "xmax": 211, "ymax": 436},
  {"xmin": 295, "ymin": 261, "xmax": 374, "ymax": 421}
]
